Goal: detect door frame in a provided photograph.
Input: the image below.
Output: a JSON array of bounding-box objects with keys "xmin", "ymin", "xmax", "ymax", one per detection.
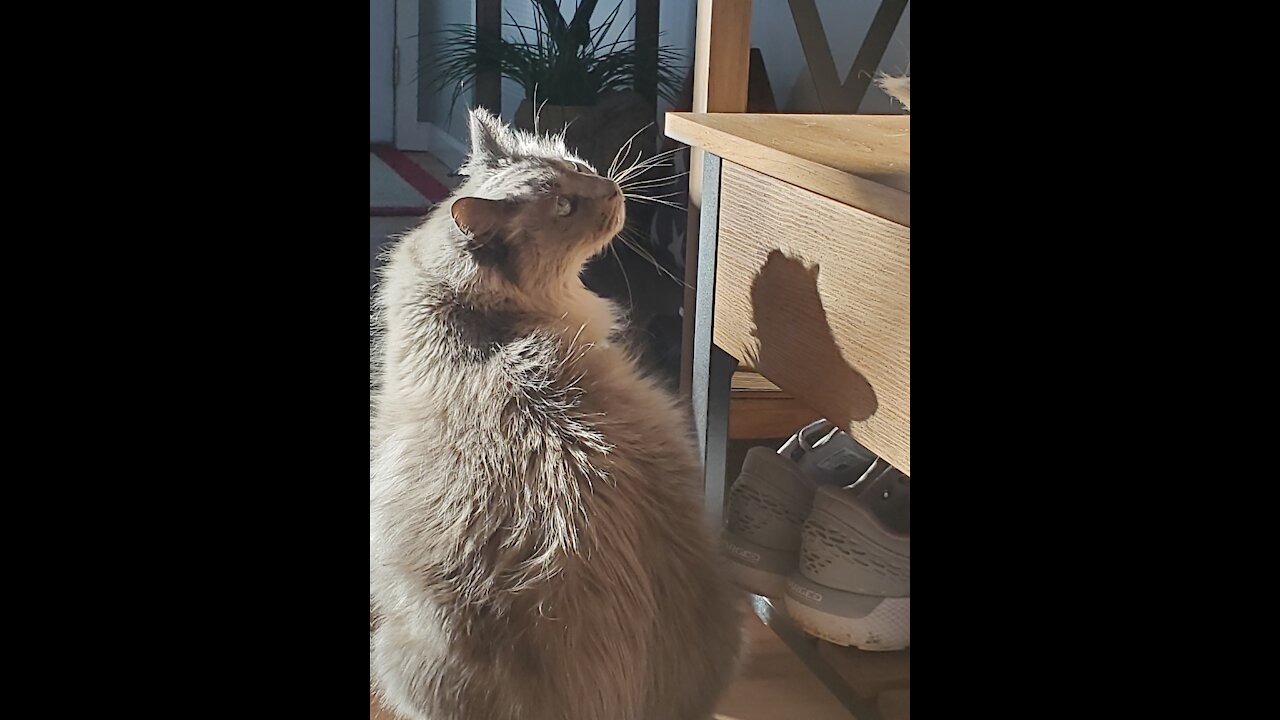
[{"xmin": 370, "ymin": 0, "xmax": 395, "ymax": 143}]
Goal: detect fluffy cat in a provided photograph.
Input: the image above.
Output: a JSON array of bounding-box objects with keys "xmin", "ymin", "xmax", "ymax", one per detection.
[{"xmin": 369, "ymin": 108, "xmax": 743, "ymax": 720}]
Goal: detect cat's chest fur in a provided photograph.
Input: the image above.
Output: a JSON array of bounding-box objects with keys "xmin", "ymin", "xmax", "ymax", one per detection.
[{"xmin": 370, "ymin": 306, "xmax": 701, "ymax": 609}]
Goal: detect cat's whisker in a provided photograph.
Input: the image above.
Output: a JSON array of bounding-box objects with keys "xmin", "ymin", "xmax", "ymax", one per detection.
[
  {"xmin": 611, "ymin": 137, "xmax": 660, "ymax": 183},
  {"xmin": 630, "ymin": 248, "xmax": 690, "ymax": 289},
  {"xmin": 626, "ymin": 145, "xmax": 686, "ymax": 165},
  {"xmin": 609, "ymin": 243, "xmax": 634, "ymax": 310},
  {"xmin": 620, "ymin": 181, "xmax": 681, "ymax": 194},
  {"xmin": 611, "ymin": 145, "xmax": 646, "ymax": 186},
  {"xmin": 619, "ymin": 171, "xmax": 688, "ymax": 191},
  {"xmin": 613, "ymin": 147, "xmax": 686, "ymax": 184},
  {"xmin": 532, "ymin": 84, "xmax": 547, "ymax": 135},
  {"xmin": 624, "ymin": 194, "xmax": 687, "ymax": 211},
  {"xmin": 608, "ymin": 122, "xmax": 654, "ymax": 180},
  {"xmin": 614, "ymin": 150, "xmax": 684, "ymax": 183},
  {"xmin": 617, "ymin": 237, "xmax": 660, "ymax": 278},
  {"xmin": 613, "ymin": 147, "xmax": 655, "ymax": 183},
  {"xmin": 614, "ymin": 231, "xmax": 690, "ymax": 289},
  {"xmin": 624, "ymin": 188, "xmax": 681, "ymax": 199},
  {"xmin": 616, "ymin": 179, "xmax": 680, "ymax": 196},
  {"xmin": 616, "ymin": 160, "xmax": 679, "ymax": 185},
  {"xmin": 608, "ymin": 145, "xmax": 631, "ymax": 182},
  {"xmin": 609, "ymin": 139, "xmax": 640, "ymax": 182}
]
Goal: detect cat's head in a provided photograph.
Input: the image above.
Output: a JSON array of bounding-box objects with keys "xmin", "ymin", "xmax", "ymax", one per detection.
[{"xmin": 448, "ymin": 108, "xmax": 624, "ymax": 290}]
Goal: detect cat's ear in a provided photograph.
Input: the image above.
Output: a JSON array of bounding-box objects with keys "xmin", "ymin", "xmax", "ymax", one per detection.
[
  {"xmin": 451, "ymin": 196, "xmax": 516, "ymax": 266},
  {"xmin": 463, "ymin": 107, "xmax": 515, "ymax": 171}
]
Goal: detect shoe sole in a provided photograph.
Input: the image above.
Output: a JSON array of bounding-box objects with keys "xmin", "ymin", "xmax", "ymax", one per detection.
[
  {"xmin": 784, "ymin": 573, "xmax": 909, "ymax": 651},
  {"xmin": 722, "ymin": 532, "xmax": 794, "ymax": 598}
]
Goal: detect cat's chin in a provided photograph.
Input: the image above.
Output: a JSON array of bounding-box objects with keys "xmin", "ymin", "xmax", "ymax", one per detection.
[
  {"xmin": 569, "ymin": 203, "xmax": 626, "ymax": 268},
  {"xmin": 604, "ymin": 207, "xmax": 625, "ymax": 242},
  {"xmin": 581, "ymin": 237, "xmax": 618, "ymax": 266},
  {"xmin": 587, "ymin": 211, "xmax": 626, "ymax": 256}
]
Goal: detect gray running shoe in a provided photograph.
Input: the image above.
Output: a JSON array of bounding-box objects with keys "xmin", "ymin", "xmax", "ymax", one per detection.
[
  {"xmin": 722, "ymin": 420, "xmax": 878, "ymax": 597},
  {"xmin": 784, "ymin": 458, "xmax": 910, "ymax": 651}
]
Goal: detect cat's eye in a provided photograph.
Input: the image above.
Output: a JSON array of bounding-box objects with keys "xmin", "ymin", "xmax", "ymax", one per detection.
[{"xmin": 556, "ymin": 196, "xmax": 574, "ymax": 217}]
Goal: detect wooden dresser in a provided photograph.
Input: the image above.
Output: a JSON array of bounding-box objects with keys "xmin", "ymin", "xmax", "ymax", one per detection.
[
  {"xmin": 667, "ymin": 112, "xmax": 910, "ymax": 496},
  {"xmin": 668, "ymin": 112, "xmax": 909, "ymax": 720}
]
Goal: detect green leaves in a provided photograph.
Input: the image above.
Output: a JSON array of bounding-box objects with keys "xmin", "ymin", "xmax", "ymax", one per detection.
[{"xmin": 426, "ymin": 0, "xmax": 684, "ymax": 110}]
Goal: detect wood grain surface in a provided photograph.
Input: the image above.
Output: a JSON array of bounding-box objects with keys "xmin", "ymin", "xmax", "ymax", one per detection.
[
  {"xmin": 666, "ymin": 113, "xmax": 910, "ymax": 227},
  {"xmin": 713, "ymin": 161, "xmax": 910, "ymax": 474}
]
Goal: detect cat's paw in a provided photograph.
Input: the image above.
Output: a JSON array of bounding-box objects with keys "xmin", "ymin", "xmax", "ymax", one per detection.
[{"xmin": 875, "ymin": 73, "xmax": 911, "ymax": 112}]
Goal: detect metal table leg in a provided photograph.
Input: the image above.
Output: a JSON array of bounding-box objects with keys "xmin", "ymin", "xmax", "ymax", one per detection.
[
  {"xmin": 752, "ymin": 595, "xmax": 884, "ymax": 720},
  {"xmin": 691, "ymin": 153, "xmax": 737, "ymax": 526},
  {"xmin": 688, "ymin": 151, "xmax": 887, "ymax": 719}
]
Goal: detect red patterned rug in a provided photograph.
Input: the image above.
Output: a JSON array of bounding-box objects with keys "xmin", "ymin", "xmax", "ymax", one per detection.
[{"xmin": 369, "ymin": 145, "xmax": 451, "ymax": 216}]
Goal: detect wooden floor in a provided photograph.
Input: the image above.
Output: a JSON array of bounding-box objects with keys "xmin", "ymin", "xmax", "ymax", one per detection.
[
  {"xmin": 713, "ymin": 612, "xmax": 861, "ymax": 720},
  {"xmin": 367, "ymin": 442, "xmax": 908, "ymax": 720},
  {"xmin": 369, "ymin": 609, "xmax": 908, "ymax": 720}
]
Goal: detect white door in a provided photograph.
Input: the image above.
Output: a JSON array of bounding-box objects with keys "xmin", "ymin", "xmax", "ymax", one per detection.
[{"xmin": 393, "ymin": 0, "xmax": 442, "ymax": 151}]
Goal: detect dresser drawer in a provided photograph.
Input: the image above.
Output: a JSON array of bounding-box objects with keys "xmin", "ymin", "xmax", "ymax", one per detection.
[{"xmin": 712, "ymin": 161, "xmax": 910, "ymax": 474}]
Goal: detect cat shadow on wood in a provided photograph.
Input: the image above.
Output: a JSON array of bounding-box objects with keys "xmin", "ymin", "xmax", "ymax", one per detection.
[{"xmin": 745, "ymin": 250, "xmax": 877, "ymax": 423}]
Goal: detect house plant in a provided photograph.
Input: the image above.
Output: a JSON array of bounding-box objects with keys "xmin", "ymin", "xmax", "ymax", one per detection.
[
  {"xmin": 430, "ymin": 0, "xmax": 683, "ymax": 173},
  {"xmin": 430, "ymin": 1, "xmax": 689, "ymax": 385}
]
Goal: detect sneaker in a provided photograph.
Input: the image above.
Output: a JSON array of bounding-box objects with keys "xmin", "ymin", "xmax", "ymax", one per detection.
[
  {"xmin": 722, "ymin": 420, "xmax": 878, "ymax": 598},
  {"xmin": 784, "ymin": 459, "xmax": 910, "ymax": 651}
]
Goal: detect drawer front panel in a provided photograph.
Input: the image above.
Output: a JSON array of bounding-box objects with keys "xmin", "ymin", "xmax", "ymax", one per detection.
[{"xmin": 714, "ymin": 161, "xmax": 910, "ymax": 474}]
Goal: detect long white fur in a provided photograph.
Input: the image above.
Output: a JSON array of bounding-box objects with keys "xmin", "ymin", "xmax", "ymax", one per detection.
[{"xmin": 370, "ymin": 109, "xmax": 744, "ymax": 720}]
